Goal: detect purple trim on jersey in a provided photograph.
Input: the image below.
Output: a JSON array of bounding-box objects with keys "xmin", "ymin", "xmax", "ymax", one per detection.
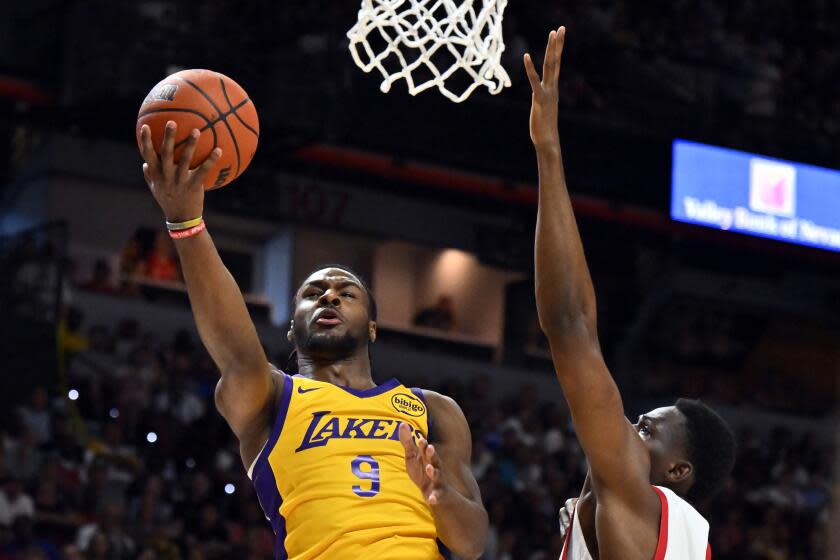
[
  {"xmin": 410, "ymin": 387, "xmax": 433, "ymax": 442},
  {"xmin": 437, "ymin": 538, "xmax": 452, "ymax": 559},
  {"xmin": 252, "ymin": 373, "xmax": 294, "ymax": 559},
  {"xmin": 275, "ymin": 515, "xmax": 287, "ymax": 560},
  {"xmin": 337, "ymin": 377, "xmax": 400, "ymax": 397},
  {"xmin": 410, "ymin": 387, "xmax": 427, "ymax": 404}
]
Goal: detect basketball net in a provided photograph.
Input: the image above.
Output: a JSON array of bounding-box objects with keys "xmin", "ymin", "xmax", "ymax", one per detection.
[{"xmin": 347, "ymin": 0, "xmax": 511, "ymax": 103}]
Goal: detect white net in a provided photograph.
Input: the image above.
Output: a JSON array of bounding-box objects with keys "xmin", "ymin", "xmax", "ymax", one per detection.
[{"xmin": 347, "ymin": 0, "xmax": 511, "ymax": 103}]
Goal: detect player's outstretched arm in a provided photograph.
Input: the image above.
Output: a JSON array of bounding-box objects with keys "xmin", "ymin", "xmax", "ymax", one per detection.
[
  {"xmin": 399, "ymin": 391, "xmax": 488, "ymax": 559},
  {"xmin": 526, "ymin": 29, "xmax": 656, "ymax": 511},
  {"xmin": 139, "ymin": 122, "xmax": 276, "ymax": 449}
]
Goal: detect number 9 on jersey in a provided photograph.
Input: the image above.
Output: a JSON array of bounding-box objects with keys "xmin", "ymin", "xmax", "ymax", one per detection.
[{"xmin": 351, "ymin": 455, "xmax": 380, "ymax": 497}]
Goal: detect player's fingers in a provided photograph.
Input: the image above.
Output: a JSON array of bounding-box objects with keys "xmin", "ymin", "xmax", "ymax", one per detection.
[
  {"xmin": 138, "ymin": 125, "xmax": 160, "ymax": 174},
  {"xmin": 191, "ymin": 148, "xmax": 222, "ymax": 189},
  {"xmin": 428, "ymin": 489, "xmax": 440, "ymax": 506},
  {"xmin": 398, "ymin": 423, "xmax": 418, "ymax": 457},
  {"xmin": 142, "ymin": 163, "xmax": 153, "ymax": 188},
  {"xmin": 424, "ymin": 463, "xmax": 440, "ymax": 483},
  {"xmin": 424, "ymin": 443, "xmax": 442, "ymax": 469},
  {"xmin": 416, "ymin": 435, "xmax": 430, "ymax": 459},
  {"xmin": 160, "ymin": 121, "xmax": 177, "ymax": 178},
  {"xmin": 523, "ymin": 54, "xmax": 541, "ymax": 92},
  {"xmin": 177, "ymin": 129, "xmax": 200, "ymax": 180}
]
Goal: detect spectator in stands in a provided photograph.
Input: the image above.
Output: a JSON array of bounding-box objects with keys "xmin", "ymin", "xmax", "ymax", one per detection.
[
  {"xmin": 117, "ymin": 231, "xmax": 144, "ymax": 294},
  {"xmin": 82, "ymin": 259, "xmax": 115, "ymax": 294},
  {"xmin": 4, "ymin": 428, "xmax": 41, "ymax": 482},
  {"xmin": 413, "ymin": 294, "xmax": 456, "ymax": 331},
  {"xmin": 79, "ymin": 459, "xmax": 124, "ymax": 519},
  {"xmin": 0, "ymin": 477, "xmax": 35, "ymax": 528},
  {"xmin": 17, "ymin": 388, "xmax": 51, "ymax": 446},
  {"xmin": 0, "ymin": 515, "xmax": 60, "ymax": 559},
  {"xmin": 82, "ymin": 531, "xmax": 112, "ymax": 560},
  {"xmin": 113, "ymin": 319, "xmax": 140, "ymax": 361},
  {"xmin": 59, "ymin": 306, "xmax": 90, "ymax": 359},
  {"xmin": 138, "ymin": 230, "xmax": 180, "ymax": 283},
  {"xmin": 61, "ymin": 544, "xmax": 84, "ymax": 560},
  {"xmin": 76, "ymin": 502, "xmax": 135, "ymax": 559},
  {"xmin": 85, "ymin": 422, "xmax": 141, "ymax": 487},
  {"xmin": 31, "ymin": 463, "xmax": 82, "ymax": 542}
]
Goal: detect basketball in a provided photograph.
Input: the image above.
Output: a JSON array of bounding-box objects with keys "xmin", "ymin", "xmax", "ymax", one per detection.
[{"xmin": 136, "ymin": 69, "xmax": 259, "ymax": 190}]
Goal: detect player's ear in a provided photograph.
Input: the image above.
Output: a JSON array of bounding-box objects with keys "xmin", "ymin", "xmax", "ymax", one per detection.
[
  {"xmin": 287, "ymin": 322, "xmax": 295, "ymax": 342},
  {"xmin": 667, "ymin": 460, "xmax": 693, "ymax": 484},
  {"xmin": 368, "ymin": 321, "xmax": 377, "ymax": 343}
]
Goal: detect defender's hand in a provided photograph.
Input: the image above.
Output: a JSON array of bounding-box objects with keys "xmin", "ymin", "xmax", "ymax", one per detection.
[
  {"xmin": 139, "ymin": 121, "xmax": 221, "ymax": 222},
  {"xmin": 399, "ymin": 422, "xmax": 449, "ymax": 506},
  {"xmin": 524, "ymin": 26, "xmax": 566, "ymax": 149},
  {"xmin": 559, "ymin": 497, "xmax": 578, "ymax": 540}
]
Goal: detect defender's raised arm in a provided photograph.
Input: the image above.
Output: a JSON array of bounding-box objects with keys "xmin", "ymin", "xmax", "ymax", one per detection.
[{"xmin": 526, "ymin": 28, "xmax": 658, "ymax": 524}]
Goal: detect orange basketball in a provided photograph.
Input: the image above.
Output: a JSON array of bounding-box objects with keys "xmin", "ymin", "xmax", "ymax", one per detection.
[{"xmin": 136, "ymin": 69, "xmax": 259, "ymax": 190}]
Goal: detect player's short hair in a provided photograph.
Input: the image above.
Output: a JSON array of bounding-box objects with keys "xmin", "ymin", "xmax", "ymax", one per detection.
[
  {"xmin": 675, "ymin": 398, "xmax": 736, "ymax": 504},
  {"xmin": 298, "ymin": 263, "xmax": 378, "ymax": 321}
]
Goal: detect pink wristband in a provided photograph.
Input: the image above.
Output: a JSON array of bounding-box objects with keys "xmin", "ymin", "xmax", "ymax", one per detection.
[{"xmin": 168, "ymin": 220, "xmax": 206, "ymax": 239}]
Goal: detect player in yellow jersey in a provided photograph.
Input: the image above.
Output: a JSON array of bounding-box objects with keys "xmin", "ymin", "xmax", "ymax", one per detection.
[{"xmin": 138, "ymin": 123, "xmax": 488, "ymax": 559}]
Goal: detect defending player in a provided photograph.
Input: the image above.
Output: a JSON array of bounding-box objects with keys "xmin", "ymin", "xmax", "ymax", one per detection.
[
  {"xmin": 138, "ymin": 123, "xmax": 487, "ymax": 559},
  {"xmin": 525, "ymin": 27, "xmax": 736, "ymax": 559}
]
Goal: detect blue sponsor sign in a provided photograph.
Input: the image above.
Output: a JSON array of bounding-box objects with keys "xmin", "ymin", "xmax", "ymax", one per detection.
[{"xmin": 671, "ymin": 139, "xmax": 840, "ymax": 252}]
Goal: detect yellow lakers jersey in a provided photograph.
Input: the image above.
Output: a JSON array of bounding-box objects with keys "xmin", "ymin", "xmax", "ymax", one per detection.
[{"xmin": 249, "ymin": 372, "xmax": 444, "ymax": 560}]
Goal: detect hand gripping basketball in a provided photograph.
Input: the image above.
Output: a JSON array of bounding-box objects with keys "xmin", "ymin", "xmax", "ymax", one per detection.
[
  {"xmin": 136, "ymin": 69, "xmax": 259, "ymax": 190},
  {"xmin": 139, "ymin": 121, "xmax": 221, "ymax": 223}
]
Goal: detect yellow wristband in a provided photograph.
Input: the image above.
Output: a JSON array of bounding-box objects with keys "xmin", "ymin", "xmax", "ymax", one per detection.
[{"xmin": 166, "ymin": 216, "xmax": 203, "ymax": 231}]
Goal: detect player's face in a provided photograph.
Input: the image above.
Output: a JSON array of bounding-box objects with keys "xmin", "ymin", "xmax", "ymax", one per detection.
[
  {"xmin": 291, "ymin": 268, "xmax": 374, "ymax": 359},
  {"xmin": 634, "ymin": 406, "xmax": 691, "ymax": 486}
]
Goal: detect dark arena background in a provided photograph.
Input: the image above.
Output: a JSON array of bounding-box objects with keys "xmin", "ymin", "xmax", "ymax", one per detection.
[{"xmin": 1, "ymin": 1, "xmax": 839, "ymax": 559}]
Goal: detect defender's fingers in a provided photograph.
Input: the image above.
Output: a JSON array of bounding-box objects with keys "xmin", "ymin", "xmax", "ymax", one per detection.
[
  {"xmin": 553, "ymin": 26, "xmax": 566, "ymax": 80},
  {"xmin": 524, "ymin": 54, "xmax": 541, "ymax": 92},
  {"xmin": 191, "ymin": 148, "xmax": 221, "ymax": 189},
  {"xmin": 139, "ymin": 125, "xmax": 160, "ymax": 172},
  {"xmin": 542, "ymin": 31, "xmax": 556, "ymax": 81},
  {"xmin": 559, "ymin": 512, "xmax": 570, "ymax": 531},
  {"xmin": 177, "ymin": 129, "xmax": 200, "ymax": 179}
]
